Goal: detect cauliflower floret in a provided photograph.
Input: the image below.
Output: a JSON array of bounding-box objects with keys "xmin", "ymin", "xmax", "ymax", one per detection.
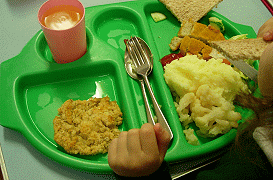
[
  {"xmin": 179, "ymin": 113, "xmax": 192, "ymax": 128},
  {"xmin": 176, "ymin": 93, "xmax": 195, "ymax": 127},
  {"xmin": 190, "ymin": 99, "xmax": 211, "ymax": 118},
  {"xmin": 226, "ymin": 111, "xmax": 241, "ymax": 122},
  {"xmin": 191, "ymin": 85, "xmax": 241, "ymax": 137},
  {"xmin": 176, "ymin": 93, "xmax": 195, "ymax": 112},
  {"xmin": 208, "ymin": 119, "xmax": 232, "ymax": 137},
  {"xmin": 194, "ymin": 106, "xmax": 225, "ymax": 135},
  {"xmin": 183, "ymin": 128, "xmax": 200, "ymax": 146}
]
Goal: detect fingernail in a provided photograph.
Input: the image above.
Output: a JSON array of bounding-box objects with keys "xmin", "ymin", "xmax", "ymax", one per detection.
[
  {"xmin": 154, "ymin": 123, "xmax": 163, "ymax": 135},
  {"xmin": 155, "ymin": 123, "xmax": 162, "ymax": 131},
  {"xmin": 264, "ymin": 32, "xmax": 272, "ymax": 40}
]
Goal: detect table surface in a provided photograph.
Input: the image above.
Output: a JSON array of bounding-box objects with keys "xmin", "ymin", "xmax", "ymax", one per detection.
[{"xmin": 0, "ymin": 0, "xmax": 271, "ymax": 179}]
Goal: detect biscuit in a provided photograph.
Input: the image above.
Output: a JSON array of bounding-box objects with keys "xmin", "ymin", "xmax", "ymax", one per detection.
[{"xmin": 53, "ymin": 96, "xmax": 123, "ymax": 155}]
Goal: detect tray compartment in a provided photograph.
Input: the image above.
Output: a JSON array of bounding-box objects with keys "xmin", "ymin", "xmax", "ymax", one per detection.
[
  {"xmin": 35, "ymin": 27, "xmax": 93, "ymax": 63},
  {"xmin": 14, "ymin": 60, "xmax": 133, "ymax": 152},
  {"xmin": 144, "ymin": 2, "xmax": 257, "ymax": 148},
  {"xmin": 91, "ymin": 7, "xmax": 145, "ymax": 56}
]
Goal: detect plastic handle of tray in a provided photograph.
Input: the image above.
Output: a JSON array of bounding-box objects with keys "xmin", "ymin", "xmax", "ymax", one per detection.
[{"xmin": 0, "ymin": 56, "xmax": 25, "ymax": 132}]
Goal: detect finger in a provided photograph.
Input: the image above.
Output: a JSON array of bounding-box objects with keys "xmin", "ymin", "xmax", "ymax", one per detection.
[
  {"xmin": 139, "ymin": 123, "xmax": 159, "ymax": 156},
  {"xmin": 258, "ymin": 42, "xmax": 273, "ymax": 97},
  {"xmin": 127, "ymin": 129, "xmax": 141, "ymax": 154},
  {"xmin": 154, "ymin": 123, "xmax": 171, "ymax": 160},
  {"xmin": 257, "ymin": 17, "xmax": 273, "ymax": 38},
  {"xmin": 108, "ymin": 138, "xmax": 118, "ymax": 165},
  {"xmin": 117, "ymin": 131, "xmax": 128, "ymax": 155}
]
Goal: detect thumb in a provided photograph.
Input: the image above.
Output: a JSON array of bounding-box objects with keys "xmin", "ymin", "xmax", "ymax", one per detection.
[{"xmin": 153, "ymin": 123, "xmax": 171, "ymax": 161}]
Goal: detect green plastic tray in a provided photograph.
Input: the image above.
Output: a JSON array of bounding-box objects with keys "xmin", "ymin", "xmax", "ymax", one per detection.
[{"xmin": 0, "ymin": 0, "xmax": 257, "ymax": 173}]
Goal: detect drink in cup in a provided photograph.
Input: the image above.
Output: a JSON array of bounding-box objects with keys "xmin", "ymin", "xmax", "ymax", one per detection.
[{"xmin": 38, "ymin": 0, "xmax": 86, "ymax": 64}]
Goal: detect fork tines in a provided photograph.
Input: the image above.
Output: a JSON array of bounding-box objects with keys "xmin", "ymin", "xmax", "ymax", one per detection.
[{"xmin": 126, "ymin": 37, "xmax": 151, "ymax": 67}]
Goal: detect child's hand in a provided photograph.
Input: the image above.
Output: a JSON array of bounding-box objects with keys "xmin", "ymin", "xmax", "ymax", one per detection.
[
  {"xmin": 257, "ymin": 17, "xmax": 273, "ymax": 40},
  {"xmin": 108, "ymin": 123, "xmax": 171, "ymax": 177},
  {"xmin": 257, "ymin": 17, "xmax": 273, "ymax": 97}
]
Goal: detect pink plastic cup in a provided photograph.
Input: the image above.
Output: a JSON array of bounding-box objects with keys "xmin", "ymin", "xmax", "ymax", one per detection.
[{"xmin": 38, "ymin": 0, "xmax": 87, "ymax": 64}]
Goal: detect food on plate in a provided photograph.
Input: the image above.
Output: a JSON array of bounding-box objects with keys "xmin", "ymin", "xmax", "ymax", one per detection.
[
  {"xmin": 159, "ymin": 0, "xmax": 223, "ymax": 22},
  {"xmin": 179, "ymin": 35, "xmax": 191, "ymax": 53},
  {"xmin": 182, "ymin": 36, "xmax": 212, "ymax": 59},
  {"xmin": 151, "ymin": 12, "xmax": 167, "ymax": 22},
  {"xmin": 177, "ymin": 20, "xmax": 225, "ymax": 41},
  {"xmin": 163, "ymin": 55, "xmax": 249, "ymax": 144},
  {"xmin": 177, "ymin": 19, "xmax": 195, "ymax": 37},
  {"xmin": 197, "ymin": 25, "xmax": 225, "ymax": 42},
  {"xmin": 170, "ymin": 16, "xmax": 271, "ymax": 65},
  {"xmin": 187, "ymin": 22, "xmax": 207, "ymax": 39},
  {"xmin": 178, "ymin": 20, "xmax": 225, "ymax": 42},
  {"xmin": 160, "ymin": 53, "xmax": 184, "ymax": 67},
  {"xmin": 169, "ymin": 35, "xmax": 214, "ymax": 60},
  {"xmin": 209, "ymin": 17, "xmax": 225, "ymax": 33},
  {"xmin": 209, "ymin": 37, "xmax": 271, "ymax": 60},
  {"xmin": 169, "ymin": 36, "xmax": 183, "ymax": 51},
  {"xmin": 160, "ymin": 0, "xmax": 261, "ymax": 144},
  {"xmin": 183, "ymin": 128, "xmax": 200, "ymax": 146},
  {"xmin": 170, "ymin": 19, "xmax": 225, "ymax": 60},
  {"xmin": 53, "ymin": 96, "xmax": 122, "ymax": 155}
]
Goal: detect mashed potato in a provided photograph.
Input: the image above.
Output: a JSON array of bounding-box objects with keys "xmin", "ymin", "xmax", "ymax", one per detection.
[{"xmin": 164, "ymin": 55, "xmax": 249, "ymax": 144}]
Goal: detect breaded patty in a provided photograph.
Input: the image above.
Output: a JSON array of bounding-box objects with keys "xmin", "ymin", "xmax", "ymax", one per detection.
[{"xmin": 53, "ymin": 96, "xmax": 122, "ymax": 155}]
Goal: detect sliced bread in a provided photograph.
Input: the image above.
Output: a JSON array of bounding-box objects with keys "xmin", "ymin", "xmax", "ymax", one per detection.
[
  {"xmin": 169, "ymin": 36, "xmax": 183, "ymax": 51},
  {"xmin": 159, "ymin": 0, "xmax": 223, "ymax": 22},
  {"xmin": 209, "ymin": 38, "xmax": 271, "ymax": 60},
  {"xmin": 178, "ymin": 19, "xmax": 195, "ymax": 37}
]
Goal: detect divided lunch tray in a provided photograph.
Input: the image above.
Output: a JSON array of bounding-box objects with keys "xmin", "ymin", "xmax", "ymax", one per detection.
[{"xmin": 0, "ymin": 0, "xmax": 257, "ymax": 173}]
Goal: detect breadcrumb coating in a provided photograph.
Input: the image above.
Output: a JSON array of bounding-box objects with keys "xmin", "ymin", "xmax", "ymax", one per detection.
[{"xmin": 53, "ymin": 96, "xmax": 122, "ymax": 155}]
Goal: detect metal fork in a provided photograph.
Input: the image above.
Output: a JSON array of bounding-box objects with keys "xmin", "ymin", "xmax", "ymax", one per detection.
[
  {"xmin": 126, "ymin": 37, "xmax": 173, "ymax": 139},
  {"xmin": 124, "ymin": 45, "xmax": 155, "ymax": 125}
]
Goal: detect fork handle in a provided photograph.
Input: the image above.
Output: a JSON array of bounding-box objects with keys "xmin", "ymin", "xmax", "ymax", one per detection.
[
  {"xmin": 140, "ymin": 79, "xmax": 155, "ymax": 125},
  {"xmin": 142, "ymin": 75, "xmax": 173, "ymax": 140}
]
